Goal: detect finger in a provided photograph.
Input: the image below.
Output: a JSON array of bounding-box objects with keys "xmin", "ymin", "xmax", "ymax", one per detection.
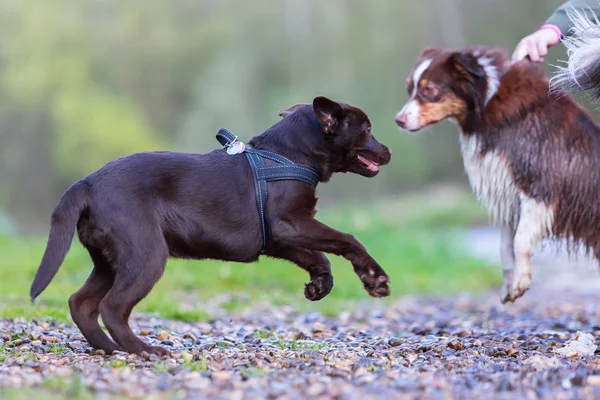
[
  {"xmin": 537, "ymin": 40, "xmax": 548, "ymax": 58},
  {"xmin": 528, "ymin": 41, "xmax": 540, "ymax": 62},
  {"xmin": 511, "ymin": 42, "xmax": 528, "ymax": 63}
]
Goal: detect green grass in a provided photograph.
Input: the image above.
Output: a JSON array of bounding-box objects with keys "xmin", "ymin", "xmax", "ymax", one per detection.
[
  {"xmin": 270, "ymin": 334, "xmax": 326, "ymax": 351},
  {"xmin": 181, "ymin": 351, "xmax": 208, "ymax": 371},
  {"xmin": 0, "ymin": 347, "xmax": 35, "ymax": 363},
  {"xmin": 47, "ymin": 344, "xmax": 67, "ymax": 354},
  {"xmin": 151, "ymin": 362, "xmax": 170, "ymax": 373},
  {"xmin": 1, "ymin": 375, "xmax": 98, "ymax": 400},
  {"xmin": 240, "ymin": 366, "xmax": 266, "ymax": 377},
  {"xmin": 0, "ymin": 193, "xmax": 499, "ymax": 323},
  {"xmin": 108, "ymin": 359, "xmax": 127, "ymax": 368},
  {"xmin": 252, "ymin": 329, "xmax": 272, "ymax": 339}
]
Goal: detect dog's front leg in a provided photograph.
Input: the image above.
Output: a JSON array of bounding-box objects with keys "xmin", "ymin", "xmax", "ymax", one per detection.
[
  {"xmin": 499, "ymin": 224, "xmax": 516, "ymax": 304},
  {"xmin": 503, "ymin": 195, "xmax": 553, "ymax": 303},
  {"xmin": 270, "ymin": 247, "xmax": 334, "ymax": 301},
  {"xmin": 276, "ymin": 218, "xmax": 390, "ymax": 297}
]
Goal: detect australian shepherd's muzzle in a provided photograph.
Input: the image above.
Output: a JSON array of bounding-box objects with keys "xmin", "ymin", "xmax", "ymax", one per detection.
[{"xmin": 395, "ymin": 12, "xmax": 600, "ymax": 304}]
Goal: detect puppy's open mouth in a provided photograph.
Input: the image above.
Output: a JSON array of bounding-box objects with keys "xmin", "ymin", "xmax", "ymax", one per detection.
[{"xmin": 357, "ymin": 154, "xmax": 380, "ymax": 172}]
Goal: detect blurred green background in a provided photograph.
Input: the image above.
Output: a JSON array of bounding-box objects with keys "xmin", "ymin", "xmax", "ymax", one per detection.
[{"xmin": 0, "ymin": 0, "xmax": 586, "ymax": 320}]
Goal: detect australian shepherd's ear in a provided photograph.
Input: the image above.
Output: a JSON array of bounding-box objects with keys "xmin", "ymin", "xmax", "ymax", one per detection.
[
  {"xmin": 420, "ymin": 47, "xmax": 443, "ymax": 59},
  {"xmin": 449, "ymin": 52, "xmax": 485, "ymax": 80}
]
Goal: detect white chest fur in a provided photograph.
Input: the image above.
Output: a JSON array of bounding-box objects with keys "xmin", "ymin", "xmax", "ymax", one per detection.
[{"xmin": 458, "ymin": 133, "xmax": 520, "ymax": 227}]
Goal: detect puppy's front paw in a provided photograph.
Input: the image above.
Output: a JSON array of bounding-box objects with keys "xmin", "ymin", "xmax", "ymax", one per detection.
[
  {"xmin": 361, "ymin": 272, "xmax": 390, "ymax": 298},
  {"xmin": 304, "ymin": 274, "xmax": 334, "ymax": 301}
]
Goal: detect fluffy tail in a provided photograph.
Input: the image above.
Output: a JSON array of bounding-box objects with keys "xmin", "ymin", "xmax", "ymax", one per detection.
[
  {"xmin": 30, "ymin": 180, "xmax": 89, "ymax": 301},
  {"xmin": 551, "ymin": 7, "xmax": 600, "ymax": 99}
]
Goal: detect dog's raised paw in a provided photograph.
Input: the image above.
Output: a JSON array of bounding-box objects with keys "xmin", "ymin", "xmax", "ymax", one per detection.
[
  {"xmin": 362, "ymin": 273, "xmax": 390, "ymax": 298},
  {"xmin": 304, "ymin": 274, "xmax": 333, "ymax": 301}
]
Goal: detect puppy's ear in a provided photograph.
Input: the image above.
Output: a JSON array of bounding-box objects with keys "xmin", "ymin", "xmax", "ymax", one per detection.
[
  {"xmin": 277, "ymin": 103, "xmax": 307, "ymax": 118},
  {"xmin": 450, "ymin": 52, "xmax": 485, "ymax": 80},
  {"xmin": 313, "ymin": 96, "xmax": 344, "ymax": 134}
]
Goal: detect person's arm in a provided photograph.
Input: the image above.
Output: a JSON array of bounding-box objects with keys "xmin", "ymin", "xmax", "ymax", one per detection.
[
  {"xmin": 512, "ymin": 0, "xmax": 600, "ymax": 63},
  {"xmin": 545, "ymin": 0, "xmax": 600, "ymax": 37}
]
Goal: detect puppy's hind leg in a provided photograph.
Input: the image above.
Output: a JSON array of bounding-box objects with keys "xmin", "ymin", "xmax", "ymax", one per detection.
[
  {"xmin": 99, "ymin": 241, "xmax": 169, "ymax": 356},
  {"xmin": 69, "ymin": 247, "xmax": 121, "ymax": 354},
  {"xmin": 271, "ymin": 247, "xmax": 333, "ymax": 301},
  {"xmin": 506, "ymin": 194, "xmax": 554, "ymax": 302}
]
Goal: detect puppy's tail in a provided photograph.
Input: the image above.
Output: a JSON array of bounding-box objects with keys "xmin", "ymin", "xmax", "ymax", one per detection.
[
  {"xmin": 551, "ymin": 7, "xmax": 600, "ymax": 99},
  {"xmin": 30, "ymin": 180, "xmax": 89, "ymax": 302}
]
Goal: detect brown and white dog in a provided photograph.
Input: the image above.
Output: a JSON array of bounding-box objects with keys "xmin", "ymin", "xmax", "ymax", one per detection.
[{"xmin": 394, "ymin": 15, "xmax": 600, "ymax": 304}]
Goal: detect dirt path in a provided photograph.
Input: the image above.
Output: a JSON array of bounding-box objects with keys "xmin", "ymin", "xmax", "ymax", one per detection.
[{"xmin": 1, "ymin": 229, "xmax": 600, "ymax": 399}]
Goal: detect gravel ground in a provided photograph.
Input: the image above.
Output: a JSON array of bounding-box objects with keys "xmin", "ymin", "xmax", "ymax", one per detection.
[
  {"xmin": 2, "ymin": 230, "xmax": 600, "ymax": 399},
  {"xmin": 1, "ymin": 289, "xmax": 600, "ymax": 400}
]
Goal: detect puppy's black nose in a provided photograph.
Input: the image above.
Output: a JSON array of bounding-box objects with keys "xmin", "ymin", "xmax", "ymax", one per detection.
[
  {"xmin": 395, "ymin": 113, "xmax": 407, "ymax": 128},
  {"xmin": 379, "ymin": 145, "xmax": 392, "ymax": 164}
]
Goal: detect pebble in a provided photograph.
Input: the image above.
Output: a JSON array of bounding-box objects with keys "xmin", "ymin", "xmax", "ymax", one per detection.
[
  {"xmin": 68, "ymin": 342, "xmax": 84, "ymax": 352},
  {"xmin": 498, "ymin": 376, "xmax": 513, "ymax": 391},
  {"xmin": 448, "ymin": 339, "xmax": 465, "ymax": 351},
  {"xmin": 587, "ymin": 375, "xmax": 600, "ymax": 386},
  {"xmin": 183, "ymin": 333, "xmax": 197, "ymax": 342},
  {"xmin": 0, "ymin": 291, "xmax": 599, "ymax": 399}
]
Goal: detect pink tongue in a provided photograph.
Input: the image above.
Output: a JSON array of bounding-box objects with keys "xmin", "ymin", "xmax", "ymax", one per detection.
[
  {"xmin": 367, "ymin": 163, "xmax": 379, "ymax": 172},
  {"xmin": 358, "ymin": 155, "xmax": 379, "ymax": 172}
]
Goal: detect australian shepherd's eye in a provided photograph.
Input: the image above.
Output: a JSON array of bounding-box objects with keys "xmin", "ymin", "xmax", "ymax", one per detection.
[{"xmin": 421, "ymin": 85, "xmax": 438, "ymax": 100}]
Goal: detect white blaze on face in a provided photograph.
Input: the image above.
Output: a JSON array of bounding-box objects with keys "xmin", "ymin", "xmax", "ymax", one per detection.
[
  {"xmin": 396, "ymin": 59, "xmax": 432, "ymax": 131},
  {"xmin": 409, "ymin": 59, "xmax": 432, "ymax": 98}
]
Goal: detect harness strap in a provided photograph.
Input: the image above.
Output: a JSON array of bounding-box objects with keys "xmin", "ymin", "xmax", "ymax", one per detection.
[
  {"xmin": 245, "ymin": 152, "xmax": 270, "ymax": 251},
  {"xmin": 216, "ymin": 128, "xmax": 320, "ymax": 253}
]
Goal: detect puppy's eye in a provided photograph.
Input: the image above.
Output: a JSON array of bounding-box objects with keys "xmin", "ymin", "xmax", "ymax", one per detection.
[{"xmin": 366, "ymin": 126, "xmax": 372, "ymax": 134}]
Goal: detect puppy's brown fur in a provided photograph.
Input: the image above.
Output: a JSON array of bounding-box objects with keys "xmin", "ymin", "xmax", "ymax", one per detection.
[{"xmin": 31, "ymin": 96, "xmax": 392, "ymax": 356}]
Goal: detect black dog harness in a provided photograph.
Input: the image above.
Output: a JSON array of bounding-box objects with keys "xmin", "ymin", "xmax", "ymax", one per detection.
[{"xmin": 216, "ymin": 128, "xmax": 320, "ymax": 253}]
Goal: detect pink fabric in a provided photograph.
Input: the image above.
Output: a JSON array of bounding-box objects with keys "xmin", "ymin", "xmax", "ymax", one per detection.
[{"xmin": 540, "ymin": 24, "xmax": 563, "ymax": 41}]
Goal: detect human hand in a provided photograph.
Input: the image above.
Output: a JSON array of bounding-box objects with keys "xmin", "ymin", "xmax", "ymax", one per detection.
[{"xmin": 511, "ymin": 25, "xmax": 562, "ymax": 63}]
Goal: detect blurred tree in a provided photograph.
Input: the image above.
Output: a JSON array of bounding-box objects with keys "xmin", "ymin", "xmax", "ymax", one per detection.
[{"xmin": 0, "ymin": 0, "xmax": 585, "ymax": 232}]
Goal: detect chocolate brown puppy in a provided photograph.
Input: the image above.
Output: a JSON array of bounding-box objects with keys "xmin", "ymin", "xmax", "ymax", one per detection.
[{"xmin": 30, "ymin": 96, "xmax": 392, "ymax": 356}]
